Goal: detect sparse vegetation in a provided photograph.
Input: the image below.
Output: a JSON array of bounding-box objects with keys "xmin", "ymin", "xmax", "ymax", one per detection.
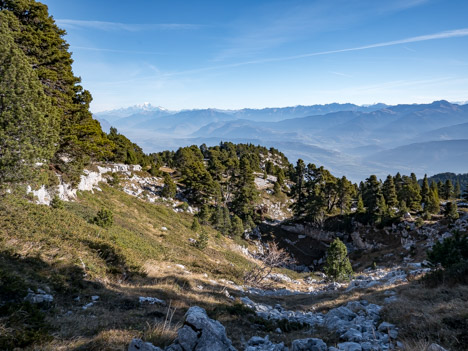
[{"xmin": 243, "ymin": 241, "xmax": 291, "ymax": 288}]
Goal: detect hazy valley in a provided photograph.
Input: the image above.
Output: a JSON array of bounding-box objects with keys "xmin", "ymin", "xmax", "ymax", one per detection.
[{"xmin": 96, "ymin": 100, "xmax": 468, "ymax": 181}]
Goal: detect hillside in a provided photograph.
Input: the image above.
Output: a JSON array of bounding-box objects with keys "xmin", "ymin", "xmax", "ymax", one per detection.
[
  {"xmin": 2, "ymin": 161, "xmax": 468, "ymax": 351},
  {"xmin": 2, "ymin": 2, "xmax": 468, "ymax": 351}
]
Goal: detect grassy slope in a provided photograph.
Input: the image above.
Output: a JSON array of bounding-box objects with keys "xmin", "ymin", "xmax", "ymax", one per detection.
[
  {"xmin": 0, "ymin": 185, "xmax": 254, "ymax": 350},
  {"xmin": 1, "ymin": 184, "xmax": 467, "ymax": 351}
]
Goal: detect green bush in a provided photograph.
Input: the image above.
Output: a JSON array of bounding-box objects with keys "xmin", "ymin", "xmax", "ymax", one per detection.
[
  {"xmin": 428, "ymin": 231, "xmax": 468, "ymax": 268},
  {"xmin": 425, "ymin": 232, "xmax": 468, "ymax": 287},
  {"xmin": 50, "ymin": 195, "xmax": 64, "ymax": 209},
  {"xmin": 324, "ymin": 238, "xmax": 353, "ymax": 281},
  {"xmin": 92, "ymin": 208, "xmax": 114, "ymax": 228},
  {"xmin": 195, "ymin": 232, "xmax": 209, "ymax": 250},
  {"xmin": 191, "ymin": 218, "xmax": 201, "ymax": 232}
]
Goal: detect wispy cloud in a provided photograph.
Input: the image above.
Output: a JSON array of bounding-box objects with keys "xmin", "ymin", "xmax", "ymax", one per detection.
[
  {"xmin": 167, "ymin": 28, "xmax": 468, "ymax": 76},
  {"xmin": 56, "ymin": 19, "xmax": 201, "ymax": 32},
  {"xmin": 215, "ymin": 0, "xmax": 430, "ymax": 61},
  {"xmin": 275, "ymin": 28, "xmax": 468, "ymax": 61},
  {"xmin": 330, "ymin": 71, "xmax": 353, "ymax": 78}
]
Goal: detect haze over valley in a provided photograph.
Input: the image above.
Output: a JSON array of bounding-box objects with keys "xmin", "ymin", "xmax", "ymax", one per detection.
[{"xmin": 96, "ymin": 100, "xmax": 468, "ymax": 181}]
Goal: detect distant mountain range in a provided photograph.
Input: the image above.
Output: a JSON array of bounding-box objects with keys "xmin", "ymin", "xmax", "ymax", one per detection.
[{"xmin": 94, "ymin": 101, "xmax": 468, "ymax": 181}]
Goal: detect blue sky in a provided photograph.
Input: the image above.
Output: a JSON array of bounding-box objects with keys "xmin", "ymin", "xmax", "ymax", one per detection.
[{"xmin": 42, "ymin": 0, "xmax": 468, "ymax": 112}]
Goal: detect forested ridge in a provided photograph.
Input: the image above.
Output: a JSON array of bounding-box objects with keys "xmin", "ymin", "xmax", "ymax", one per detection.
[
  {"xmin": 1, "ymin": 0, "xmax": 466, "ymax": 232},
  {"xmin": 0, "ymin": 0, "xmax": 151, "ymax": 184}
]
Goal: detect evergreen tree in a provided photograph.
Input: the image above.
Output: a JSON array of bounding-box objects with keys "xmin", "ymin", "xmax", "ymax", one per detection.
[
  {"xmin": 0, "ymin": 13, "xmax": 59, "ymax": 182},
  {"xmin": 376, "ymin": 194, "xmax": 388, "ymax": 221},
  {"xmin": 93, "ymin": 208, "xmax": 113, "ymax": 228},
  {"xmin": 463, "ymin": 187, "xmax": 468, "ymax": 202},
  {"xmin": 454, "ymin": 180, "xmax": 461, "ymax": 199},
  {"xmin": 437, "ymin": 181, "xmax": 444, "ymax": 198},
  {"xmin": 195, "ymin": 231, "xmax": 209, "ymax": 250},
  {"xmin": 399, "ymin": 175, "xmax": 422, "ymax": 211},
  {"xmin": 421, "ymin": 174, "xmax": 430, "ymax": 207},
  {"xmin": 442, "ymin": 180, "xmax": 453, "ymax": 200},
  {"xmin": 222, "ymin": 206, "xmax": 232, "ymax": 236},
  {"xmin": 394, "ymin": 173, "xmax": 403, "ymax": 202},
  {"xmin": 161, "ymin": 173, "xmax": 177, "ymax": 199},
  {"xmin": 426, "ymin": 188, "xmax": 440, "ymax": 214},
  {"xmin": 290, "ymin": 159, "xmax": 306, "ymax": 217},
  {"xmin": 231, "ymin": 215, "xmax": 244, "ymax": 237},
  {"xmin": 50, "ymin": 195, "xmax": 64, "ymax": 210},
  {"xmin": 273, "ymin": 180, "xmax": 282, "ymax": 196},
  {"xmin": 362, "ymin": 175, "xmax": 382, "ymax": 216},
  {"xmin": 382, "ymin": 175, "xmax": 398, "ymax": 208},
  {"xmin": 0, "ymin": 2, "xmax": 114, "ymax": 181},
  {"xmin": 178, "ymin": 149, "xmax": 215, "ymax": 204},
  {"xmin": 211, "ymin": 206, "xmax": 224, "ymax": 231},
  {"xmin": 399, "ymin": 200, "xmax": 409, "ymax": 215},
  {"xmin": 231, "ymin": 155, "xmax": 258, "ymax": 219},
  {"xmin": 191, "ymin": 217, "xmax": 201, "ymax": 232},
  {"xmin": 197, "ymin": 204, "xmax": 211, "ymax": 225},
  {"xmin": 245, "ymin": 215, "xmax": 256, "ymax": 232},
  {"xmin": 444, "ymin": 201, "xmax": 459, "ymax": 221},
  {"xmin": 324, "ymin": 238, "xmax": 353, "ymax": 281},
  {"xmin": 276, "ymin": 168, "xmax": 285, "ymax": 187},
  {"xmin": 337, "ymin": 176, "xmax": 354, "ymax": 215},
  {"xmin": 356, "ymin": 195, "xmax": 366, "ymax": 214}
]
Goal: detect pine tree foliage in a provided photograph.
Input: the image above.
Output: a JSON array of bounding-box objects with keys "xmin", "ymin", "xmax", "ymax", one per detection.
[
  {"xmin": 463, "ymin": 187, "xmax": 468, "ymax": 202},
  {"xmin": 92, "ymin": 208, "xmax": 113, "ymax": 228},
  {"xmin": 421, "ymin": 174, "xmax": 430, "ymax": 207},
  {"xmin": 426, "ymin": 188, "xmax": 440, "ymax": 214},
  {"xmin": 195, "ymin": 231, "xmax": 209, "ymax": 250},
  {"xmin": 454, "ymin": 180, "xmax": 461, "ymax": 199},
  {"xmin": 0, "ymin": 13, "xmax": 59, "ymax": 182},
  {"xmin": 362, "ymin": 175, "xmax": 382, "ymax": 215},
  {"xmin": 382, "ymin": 175, "xmax": 398, "ymax": 208},
  {"xmin": 231, "ymin": 215, "xmax": 244, "ymax": 237},
  {"xmin": 443, "ymin": 180, "xmax": 453, "ymax": 200},
  {"xmin": 0, "ymin": 2, "xmax": 114, "ymax": 182},
  {"xmin": 107, "ymin": 127, "xmax": 151, "ymax": 166},
  {"xmin": 161, "ymin": 173, "xmax": 177, "ymax": 199},
  {"xmin": 444, "ymin": 202, "xmax": 459, "ymax": 221},
  {"xmin": 191, "ymin": 218, "xmax": 201, "ymax": 232},
  {"xmin": 231, "ymin": 155, "xmax": 258, "ymax": 219},
  {"xmin": 324, "ymin": 238, "xmax": 353, "ymax": 281}
]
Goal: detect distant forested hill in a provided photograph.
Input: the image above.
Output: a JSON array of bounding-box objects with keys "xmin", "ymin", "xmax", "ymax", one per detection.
[{"xmin": 425, "ymin": 172, "xmax": 468, "ymax": 192}]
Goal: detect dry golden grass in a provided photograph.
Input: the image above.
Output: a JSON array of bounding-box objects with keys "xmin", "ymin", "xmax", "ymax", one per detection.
[{"xmin": 381, "ymin": 281, "xmax": 468, "ymax": 351}]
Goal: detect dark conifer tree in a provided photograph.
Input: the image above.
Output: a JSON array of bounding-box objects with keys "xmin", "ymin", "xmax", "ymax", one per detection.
[
  {"xmin": 421, "ymin": 174, "xmax": 430, "ymax": 207},
  {"xmin": 454, "ymin": 180, "xmax": 461, "ymax": 199},
  {"xmin": 362, "ymin": 175, "xmax": 382, "ymax": 215},
  {"xmin": 231, "ymin": 215, "xmax": 244, "ymax": 237},
  {"xmin": 426, "ymin": 188, "xmax": 440, "ymax": 214},
  {"xmin": 290, "ymin": 159, "xmax": 306, "ymax": 217},
  {"xmin": 382, "ymin": 175, "xmax": 398, "ymax": 208},
  {"xmin": 442, "ymin": 179, "xmax": 453, "ymax": 200},
  {"xmin": 161, "ymin": 173, "xmax": 177, "ymax": 199},
  {"xmin": 232, "ymin": 155, "xmax": 258, "ymax": 219},
  {"xmin": 444, "ymin": 201, "xmax": 459, "ymax": 221},
  {"xmin": 0, "ymin": 13, "xmax": 59, "ymax": 182}
]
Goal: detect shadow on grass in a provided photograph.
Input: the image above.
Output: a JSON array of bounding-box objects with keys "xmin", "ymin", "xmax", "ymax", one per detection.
[{"xmin": 0, "ymin": 249, "xmax": 106, "ymax": 350}]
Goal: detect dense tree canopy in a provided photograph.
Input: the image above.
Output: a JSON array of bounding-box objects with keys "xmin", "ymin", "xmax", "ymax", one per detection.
[
  {"xmin": 0, "ymin": 12, "xmax": 59, "ymax": 182},
  {"xmin": 0, "ymin": 0, "xmax": 114, "ymax": 183}
]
